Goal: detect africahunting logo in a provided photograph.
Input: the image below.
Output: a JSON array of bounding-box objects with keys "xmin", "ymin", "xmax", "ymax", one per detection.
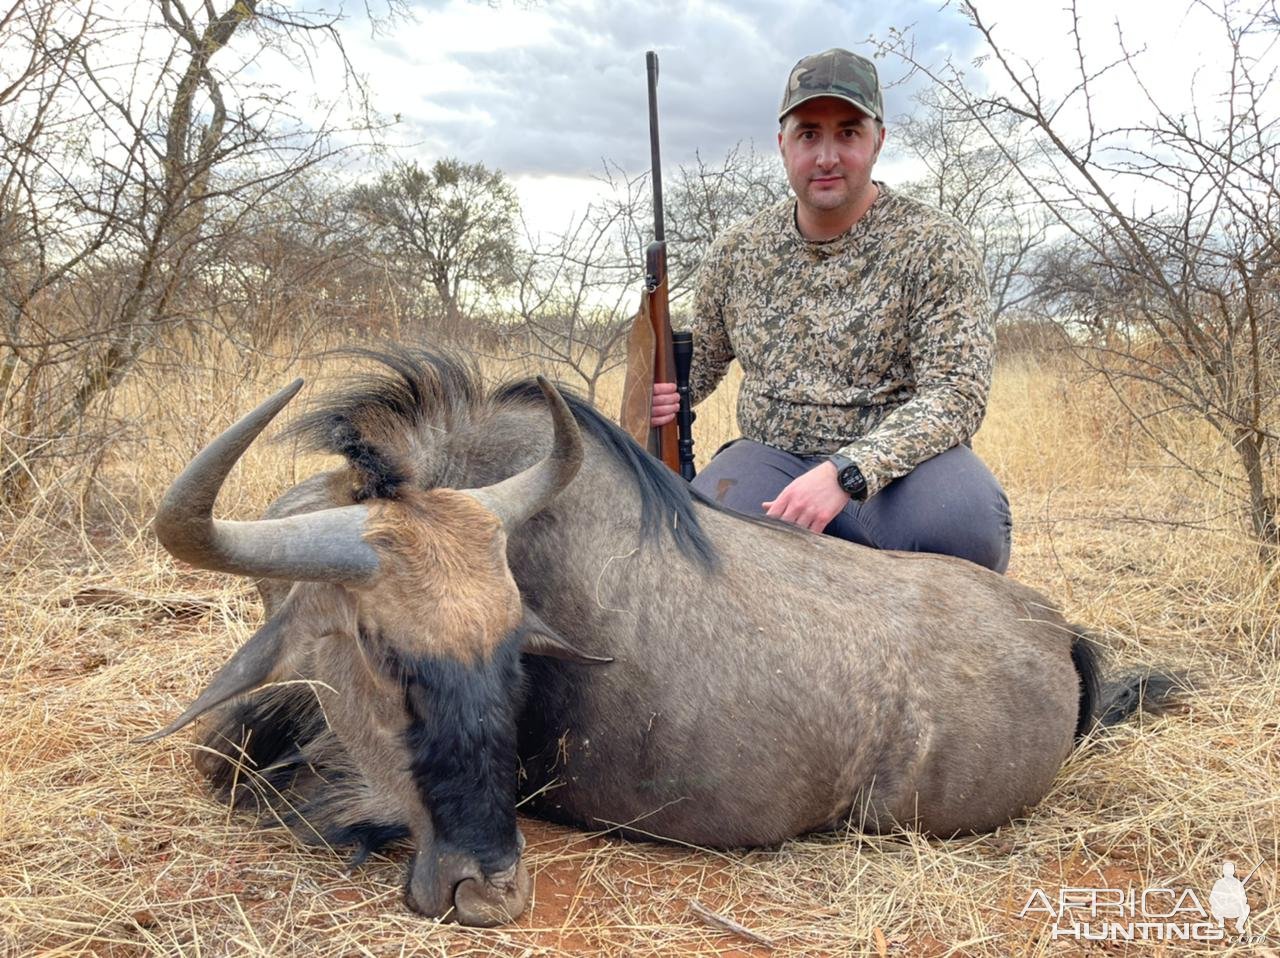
[{"xmin": 1019, "ymin": 859, "xmax": 1266, "ymax": 943}]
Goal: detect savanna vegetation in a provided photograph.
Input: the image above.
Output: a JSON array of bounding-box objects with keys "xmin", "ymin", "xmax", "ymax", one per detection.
[
  {"xmin": 1, "ymin": 0, "xmax": 1276, "ymax": 954},
  {"xmin": 2, "ymin": 347, "xmax": 1277, "ymax": 956}
]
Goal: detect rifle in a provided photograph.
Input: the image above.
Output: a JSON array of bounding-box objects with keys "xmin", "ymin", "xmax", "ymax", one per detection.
[{"xmin": 624, "ymin": 50, "xmax": 696, "ymax": 480}]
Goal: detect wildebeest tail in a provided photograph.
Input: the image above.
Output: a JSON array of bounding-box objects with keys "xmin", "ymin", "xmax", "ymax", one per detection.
[
  {"xmin": 1069, "ymin": 629, "xmax": 1103, "ymax": 741},
  {"xmin": 1069, "ymin": 626, "xmax": 1188, "ymax": 741}
]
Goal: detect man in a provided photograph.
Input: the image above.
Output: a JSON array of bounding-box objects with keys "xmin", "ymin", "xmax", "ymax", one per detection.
[{"xmin": 651, "ymin": 47, "xmax": 1012, "ymax": 573}]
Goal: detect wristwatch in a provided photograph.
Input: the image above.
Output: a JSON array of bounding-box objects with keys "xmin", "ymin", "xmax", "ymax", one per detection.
[{"xmin": 827, "ymin": 454, "xmax": 868, "ymax": 501}]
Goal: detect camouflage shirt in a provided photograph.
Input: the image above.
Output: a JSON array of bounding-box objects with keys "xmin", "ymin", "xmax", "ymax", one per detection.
[{"xmin": 685, "ymin": 184, "xmax": 994, "ymax": 498}]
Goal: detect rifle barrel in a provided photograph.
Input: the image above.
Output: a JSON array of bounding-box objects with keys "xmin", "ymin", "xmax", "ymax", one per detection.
[{"xmin": 646, "ymin": 50, "xmax": 665, "ymax": 242}]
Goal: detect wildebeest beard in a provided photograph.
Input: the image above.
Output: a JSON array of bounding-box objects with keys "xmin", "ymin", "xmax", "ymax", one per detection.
[{"xmin": 373, "ymin": 626, "xmax": 527, "ymax": 875}]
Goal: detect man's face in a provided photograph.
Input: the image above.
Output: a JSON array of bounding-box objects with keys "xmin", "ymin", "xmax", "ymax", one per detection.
[{"xmin": 777, "ymin": 97, "xmax": 885, "ymax": 222}]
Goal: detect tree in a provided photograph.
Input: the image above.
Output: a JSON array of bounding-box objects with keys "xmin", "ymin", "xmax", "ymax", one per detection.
[
  {"xmin": 894, "ymin": 85, "xmax": 1050, "ymax": 323},
  {"xmin": 196, "ymin": 171, "xmax": 398, "ymax": 353},
  {"xmin": 505, "ymin": 180, "xmax": 646, "ymax": 404},
  {"xmin": 0, "ymin": 0, "xmax": 395, "ymax": 502},
  {"xmin": 664, "ymin": 142, "xmax": 791, "ymax": 305},
  {"xmin": 347, "ymin": 159, "xmax": 521, "ymax": 338},
  {"xmin": 883, "ymin": 0, "xmax": 1279, "ymax": 558},
  {"xmin": 500, "ymin": 144, "xmax": 787, "ymax": 401}
]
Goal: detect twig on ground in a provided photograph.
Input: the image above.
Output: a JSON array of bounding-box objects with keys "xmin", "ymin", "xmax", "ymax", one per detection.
[
  {"xmin": 58, "ymin": 587, "xmax": 227, "ymax": 620},
  {"xmin": 687, "ymin": 899, "xmax": 775, "ymax": 949}
]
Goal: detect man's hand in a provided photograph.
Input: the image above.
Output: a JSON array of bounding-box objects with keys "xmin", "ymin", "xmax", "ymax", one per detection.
[
  {"xmin": 651, "ymin": 382, "xmax": 680, "ymax": 428},
  {"xmin": 763, "ymin": 460, "xmax": 852, "ymax": 533}
]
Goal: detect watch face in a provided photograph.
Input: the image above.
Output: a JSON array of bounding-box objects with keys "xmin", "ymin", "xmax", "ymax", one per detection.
[{"xmin": 839, "ymin": 465, "xmax": 866, "ymax": 497}]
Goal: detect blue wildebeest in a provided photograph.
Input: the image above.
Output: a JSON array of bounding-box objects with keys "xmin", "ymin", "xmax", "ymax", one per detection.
[{"xmin": 149, "ymin": 349, "xmax": 1176, "ymax": 925}]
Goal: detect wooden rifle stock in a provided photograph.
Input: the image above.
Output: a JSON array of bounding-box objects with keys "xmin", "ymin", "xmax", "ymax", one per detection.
[{"xmin": 645, "ymin": 239, "xmax": 680, "ymax": 472}]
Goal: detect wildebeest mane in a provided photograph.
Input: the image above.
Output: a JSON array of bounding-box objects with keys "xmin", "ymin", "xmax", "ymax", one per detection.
[
  {"xmin": 493, "ymin": 377, "xmax": 722, "ymax": 569},
  {"xmin": 283, "ymin": 347, "xmax": 484, "ymax": 500},
  {"xmin": 284, "ymin": 346, "xmax": 726, "ymax": 569}
]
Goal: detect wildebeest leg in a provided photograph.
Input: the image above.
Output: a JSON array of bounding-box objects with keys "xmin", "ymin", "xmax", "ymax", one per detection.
[{"xmin": 873, "ymin": 638, "xmax": 1079, "ymax": 836}]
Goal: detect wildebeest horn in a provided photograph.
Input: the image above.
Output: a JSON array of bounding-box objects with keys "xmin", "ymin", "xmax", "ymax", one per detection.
[
  {"xmin": 463, "ymin": 376, "xmax": 583, "ymax": 529},
  {"xmin": 153, "ymin": 379, "xmax": 380, "ymax": 583}
]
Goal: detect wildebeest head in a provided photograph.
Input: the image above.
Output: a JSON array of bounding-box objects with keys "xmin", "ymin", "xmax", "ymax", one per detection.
[{"xmin": 145, "ymin": 376, "xmax": 604, "ymax": 925}]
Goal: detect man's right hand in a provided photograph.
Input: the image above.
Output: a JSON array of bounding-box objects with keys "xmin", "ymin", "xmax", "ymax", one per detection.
[{"xmin": 651, "ymin": 382, "xmax": 680, "ymax": 428}]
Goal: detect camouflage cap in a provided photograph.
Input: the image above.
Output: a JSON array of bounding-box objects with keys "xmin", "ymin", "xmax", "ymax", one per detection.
[{"xmin": 779, "ymin": 48, "xmax": 883, "ymax": 123}]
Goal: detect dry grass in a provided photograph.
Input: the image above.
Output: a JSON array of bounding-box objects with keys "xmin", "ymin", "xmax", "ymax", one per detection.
[{"xmin": 1, "ymin": 345, "xmax": 1277, "ymax": 957}]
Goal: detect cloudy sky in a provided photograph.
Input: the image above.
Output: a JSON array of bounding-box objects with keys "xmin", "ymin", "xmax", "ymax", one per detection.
[
  {"xmin": 336, "ymin": 0, "xmax": 975, "ymax": 173},
  {"xmin": 249, "ymin": 0, "xmax": 1249, "ymax": 232}
]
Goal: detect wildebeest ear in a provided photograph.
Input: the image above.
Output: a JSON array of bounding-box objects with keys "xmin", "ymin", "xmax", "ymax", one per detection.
[
  {"xmin": 135, "ymin": 605, "xmax": 291, "ymax": 743},
  {"xmin": 519, "ymin": 610, "xmax": 612, "ymax": 665}
]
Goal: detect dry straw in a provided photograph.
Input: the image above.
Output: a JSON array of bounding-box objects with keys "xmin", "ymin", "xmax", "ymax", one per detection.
[{"xmin": 1, "ymin": 347, "xmax": 1276, "ymax": 956}]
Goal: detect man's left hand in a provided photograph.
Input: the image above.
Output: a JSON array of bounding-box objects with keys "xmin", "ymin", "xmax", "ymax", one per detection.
[{"xmin": 762, "ymin": 461, "xmax": 852, "ymax": 533}]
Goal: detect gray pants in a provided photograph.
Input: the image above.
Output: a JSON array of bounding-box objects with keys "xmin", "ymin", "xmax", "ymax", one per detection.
[{"xmin": 691, "ymin": 439, "xmax": 1012, "ymax": 573}]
